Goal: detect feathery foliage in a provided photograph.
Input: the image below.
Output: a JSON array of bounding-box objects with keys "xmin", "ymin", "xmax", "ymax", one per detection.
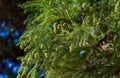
[{"xmin": 17, "ymin": 0, "xmax": 120, "ymax": 78}]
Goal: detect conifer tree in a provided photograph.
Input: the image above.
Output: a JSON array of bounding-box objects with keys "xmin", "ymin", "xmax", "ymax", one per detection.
[{"xmin": 17, "ymin": 0, "xmax": 120, "ymax": 78}]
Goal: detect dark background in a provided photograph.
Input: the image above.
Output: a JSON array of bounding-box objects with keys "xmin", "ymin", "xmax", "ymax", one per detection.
[{"xmin": 0, "ymin": 0, "xmax": 27, "ymax": 77}]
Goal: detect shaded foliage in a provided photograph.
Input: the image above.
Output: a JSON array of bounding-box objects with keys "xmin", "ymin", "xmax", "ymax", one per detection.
[{"xmin": 0, "ymin": 0, "xmax": 27, "ymax": 77}]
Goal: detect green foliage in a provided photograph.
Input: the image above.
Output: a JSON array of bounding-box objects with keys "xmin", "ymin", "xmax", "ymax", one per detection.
[{"xmin": 17, "ymin": 0, "xmax": 120, "ymax": 78}]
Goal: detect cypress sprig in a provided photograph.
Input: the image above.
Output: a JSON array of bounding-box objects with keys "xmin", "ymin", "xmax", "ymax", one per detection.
[{"xmin": 17, "ymin": 0, "xmax": 120, "ymax": 78}]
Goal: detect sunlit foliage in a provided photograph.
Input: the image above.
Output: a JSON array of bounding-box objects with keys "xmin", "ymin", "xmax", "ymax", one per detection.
[{"xmin": 17, "ymin": 0, "xmax": 120, "ymax": 78}]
